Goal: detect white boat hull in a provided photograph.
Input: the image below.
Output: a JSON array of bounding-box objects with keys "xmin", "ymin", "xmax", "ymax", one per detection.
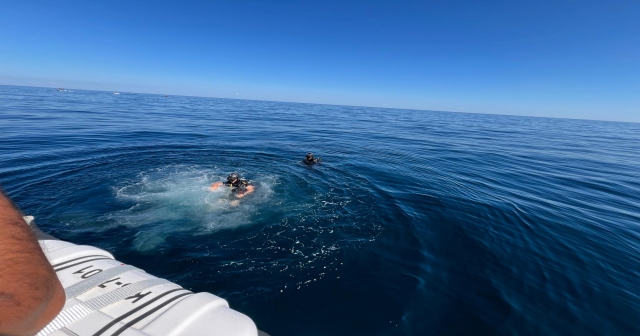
[{"xmin": 26, "ymin": 217, "xmax": 262, "ymax": 336}]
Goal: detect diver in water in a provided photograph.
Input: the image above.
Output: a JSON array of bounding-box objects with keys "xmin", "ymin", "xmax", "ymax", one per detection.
[
  {"xmin": 210, "ymin": 173, "xmax": 254, "ymax": 198},
  {"xmin": 302, "ymin": 152, "xmax": 321, "ymax": 165}
]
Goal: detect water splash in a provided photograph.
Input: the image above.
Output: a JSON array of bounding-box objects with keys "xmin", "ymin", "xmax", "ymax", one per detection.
[{"xmin": 108, "ymin": 165, "xmax": 275, "ymax": 250}]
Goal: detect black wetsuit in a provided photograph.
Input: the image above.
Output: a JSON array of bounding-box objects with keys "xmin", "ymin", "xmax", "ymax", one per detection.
[
  {"xmin": 223, "ymin": 179, "xmax": 252, "ymax": 194},
  {"xmin": 303, "ymin": 158, "xmax": 321, "ymax": 165}
]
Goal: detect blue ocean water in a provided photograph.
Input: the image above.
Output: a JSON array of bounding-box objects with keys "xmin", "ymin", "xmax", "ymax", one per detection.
[{"xmin": 1, "ymin": 85, "xmax": 639, "ymax": 335}]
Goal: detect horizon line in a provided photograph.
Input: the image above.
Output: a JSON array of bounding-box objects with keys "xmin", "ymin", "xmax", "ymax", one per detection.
[{"xmin": 1, "ymin": 83, "xmax": 637, "ymax": 125}]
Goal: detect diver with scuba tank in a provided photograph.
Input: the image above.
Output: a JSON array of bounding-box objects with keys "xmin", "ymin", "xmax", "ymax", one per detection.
[
  {"xmin": 302, "ymin": 152, "xmax": 321, "ymax": 165},
  {"xmin": 210, "ymin": 172, "xmax": 254, "ymax": 198}
]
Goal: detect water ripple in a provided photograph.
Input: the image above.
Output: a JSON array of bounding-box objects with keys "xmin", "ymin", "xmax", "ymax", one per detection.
[{"xmin": 1, "ymin": 85, "xmax": 640, "ymax": 335}]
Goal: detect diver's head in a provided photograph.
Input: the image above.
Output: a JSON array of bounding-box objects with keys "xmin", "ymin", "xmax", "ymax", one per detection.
[
  {"xmin": 306, "ymin": 153, "xmax": 314, "ymax": 160},
  {"xmin": 227, "ymin": 173, "xmax": 239, "ymax": 183}
]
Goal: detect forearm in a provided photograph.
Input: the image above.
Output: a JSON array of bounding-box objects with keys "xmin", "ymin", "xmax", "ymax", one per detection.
[{"xmin": 0, "ymin": 189, "xmax": 64, "ymax": 335}]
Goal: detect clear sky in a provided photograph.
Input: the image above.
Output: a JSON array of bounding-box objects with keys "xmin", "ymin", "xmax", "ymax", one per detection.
[{"xmin": 0, "ymin": 1, "xmax": 638, "ymax": 122}]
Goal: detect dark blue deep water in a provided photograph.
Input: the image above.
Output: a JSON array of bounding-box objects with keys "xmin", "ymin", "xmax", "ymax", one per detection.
[{"xmin": 1, "ymin": 85, "xmax": 640, "ymax": 335}]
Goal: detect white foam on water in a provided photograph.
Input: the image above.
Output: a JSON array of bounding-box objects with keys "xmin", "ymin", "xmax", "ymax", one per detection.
[
  {"xmin": 107, "ymin": 165, "xmax": 275, "ymax": 251},
  {"xmin": 100, "ymin": 163, "xmax": 381, "ymax": 293}
]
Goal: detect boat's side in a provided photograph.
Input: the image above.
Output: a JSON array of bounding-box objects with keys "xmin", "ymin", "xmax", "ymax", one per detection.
[{"xmin": 26, "ymin": 217, "xmax": 259, "ymax": 336}]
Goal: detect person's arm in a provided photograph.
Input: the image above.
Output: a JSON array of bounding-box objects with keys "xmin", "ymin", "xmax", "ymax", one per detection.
[
  {"xmin": 235, "ymin": 185, "xmax": 254, "ymax": 198},
  {"xmin": 0, "ymin": 189, "xmax": 65, "ymax": 335},
  {"xmin": 210, "ymin": 182, "xmax": 223, "ymax": 191}
]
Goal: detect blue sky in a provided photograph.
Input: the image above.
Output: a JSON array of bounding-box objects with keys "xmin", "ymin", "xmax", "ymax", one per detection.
[{"xmin": 0, "ymin": 0, "xmax": 638, "ymax": 122}]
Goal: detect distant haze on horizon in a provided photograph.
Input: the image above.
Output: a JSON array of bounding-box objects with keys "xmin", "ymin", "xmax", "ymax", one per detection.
[{"xmin": 1, "ymin": 1, "xmax": 638, "ymax": 122}]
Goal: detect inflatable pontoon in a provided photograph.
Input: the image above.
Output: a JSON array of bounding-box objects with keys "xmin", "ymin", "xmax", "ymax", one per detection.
[{"xmin": 25, "ymin": 216, "xmax": 267, "ymax": 336}]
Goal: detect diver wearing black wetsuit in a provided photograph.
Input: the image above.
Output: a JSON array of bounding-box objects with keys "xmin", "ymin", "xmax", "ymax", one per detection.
[
  {"xmin": 303, "ymin": 152, "xmax": 321, "ymax": 165},
  {"xmin": 210, "ymin": 173, "xmax": 254, "ymax": 198},
  {"xmin": 223, "ymin": 173, "xmax": 252, "ymax": 195}
]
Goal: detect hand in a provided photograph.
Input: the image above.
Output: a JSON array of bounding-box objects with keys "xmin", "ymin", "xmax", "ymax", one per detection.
[
  {"xmin": 210, "ymin": 182, "xmax": 223, "ymax": 191},
  {"xmin": 235, "ymin": 185, "xmax": 254, "ymax": 198}
]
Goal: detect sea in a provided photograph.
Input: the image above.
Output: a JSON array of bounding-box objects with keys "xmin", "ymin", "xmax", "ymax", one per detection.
[{"xmin": 1, "ymin": 85, "xmax": 639, "ymax": 336}]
